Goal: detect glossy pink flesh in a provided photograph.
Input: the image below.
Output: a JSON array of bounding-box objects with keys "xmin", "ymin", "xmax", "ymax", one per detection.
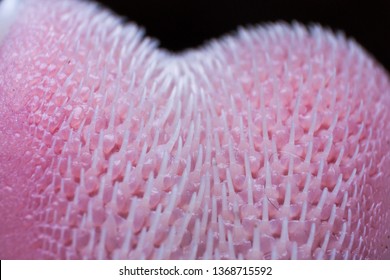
[{"xmin": 0, "ymin": 0, "xmax": 390, "ymax": 259}]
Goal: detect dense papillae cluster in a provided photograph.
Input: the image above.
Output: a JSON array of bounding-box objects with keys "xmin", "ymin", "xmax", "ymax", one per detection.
[{"xmin": 0, "ymin": 0, "xmax": 389, "ymax": 259}]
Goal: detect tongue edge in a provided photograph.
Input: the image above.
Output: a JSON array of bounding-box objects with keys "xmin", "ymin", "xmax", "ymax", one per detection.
[{"xmin": 0, "ymin": 0, "xmax": 20, "ymax": 46}]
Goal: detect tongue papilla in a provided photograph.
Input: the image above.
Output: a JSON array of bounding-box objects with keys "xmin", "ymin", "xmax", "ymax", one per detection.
[{"xmin": 0, "ymin": 0, "xmax": 389, "ymax": 259}]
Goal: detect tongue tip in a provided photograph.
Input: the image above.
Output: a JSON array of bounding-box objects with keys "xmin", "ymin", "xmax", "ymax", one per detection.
[{"xmin": 0, "ymin": 0, "xmax": 20, "ymax": 45}]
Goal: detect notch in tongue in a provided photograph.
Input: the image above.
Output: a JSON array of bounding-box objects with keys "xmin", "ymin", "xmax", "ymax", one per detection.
[{"xmin": 1, "ymin": 0, "xmax": 390, "ymax": 260}]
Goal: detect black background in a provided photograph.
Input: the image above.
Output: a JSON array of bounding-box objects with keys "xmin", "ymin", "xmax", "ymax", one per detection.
[{"xmin": 95, "ymin": 0, "xmax": 390, "ymax": 72}]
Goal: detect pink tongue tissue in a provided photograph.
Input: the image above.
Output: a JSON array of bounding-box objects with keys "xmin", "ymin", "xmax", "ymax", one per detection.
[{"xmin": 0, "ymin": 0, "xmax": 389, "ymax": 260}]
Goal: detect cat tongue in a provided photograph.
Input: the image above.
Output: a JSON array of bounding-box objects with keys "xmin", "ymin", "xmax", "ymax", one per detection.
[{"xmin": 0, "ymin": 0, "xmax": 389, "ymax": 260}]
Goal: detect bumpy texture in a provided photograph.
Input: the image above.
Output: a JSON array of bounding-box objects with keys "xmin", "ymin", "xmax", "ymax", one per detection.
[{"xmin": 0, "ymin": 0, "xmax": 389, "ymax": 260}]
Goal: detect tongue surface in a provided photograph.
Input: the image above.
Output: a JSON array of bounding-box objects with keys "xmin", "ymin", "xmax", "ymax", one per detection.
[{"xmin": 0, "ymin": 0, "xmax": 389, "ymax": 260}]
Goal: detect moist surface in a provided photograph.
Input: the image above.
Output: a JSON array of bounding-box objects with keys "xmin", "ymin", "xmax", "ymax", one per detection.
[{"xmin": 0, "ymin": 0, "xmax": 390, "ymax": 259}]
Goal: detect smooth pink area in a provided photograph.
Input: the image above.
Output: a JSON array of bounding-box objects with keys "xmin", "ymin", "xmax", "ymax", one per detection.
[{"xmin": 0, "ymin": 0, "xmax": 389, "ymax": 259}]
